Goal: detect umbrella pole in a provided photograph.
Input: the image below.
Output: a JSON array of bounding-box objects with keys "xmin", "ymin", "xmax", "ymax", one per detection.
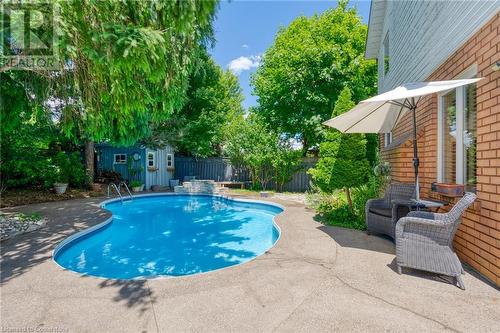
[{"xmin": 411, "ymin": 105, "xmax": 420, "ymax": 201}]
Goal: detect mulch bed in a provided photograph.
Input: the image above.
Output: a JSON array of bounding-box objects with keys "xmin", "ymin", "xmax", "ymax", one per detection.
[{"xmin": 0, "ymin": 188, "xmax": 105, "ymax": 208}]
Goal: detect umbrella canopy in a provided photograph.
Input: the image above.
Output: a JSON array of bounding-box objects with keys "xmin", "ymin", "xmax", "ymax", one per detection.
[
  {"xmin": 323, "ymin": 79, "xmax": 481, "ymax": 133},
  {"xmin": 323, "ymin": 78, "xmax": 482, "ymax": 200}
]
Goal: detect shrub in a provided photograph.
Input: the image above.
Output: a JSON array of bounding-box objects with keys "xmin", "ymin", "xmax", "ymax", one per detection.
[
  {"xmin": 306, "ymin": 189, "xmax": 364, "ymax": 230},
  {"xmin": 306, "ymin": 174, "xmax": 384, "ymax": 230},
  {"xmin": 129, "ymin": 180, "xmax": 143, "ymax": 188},
  {"xmin": 272, "ymin": 143, "xmax": 302, "ymax": 192},
  {"xmin": 351, "ymin": 175, "xmax": 382, "ymax": 223},
  {"xmin": 51, "ymin": 152, "xmax": 87, "ymax": 187}
]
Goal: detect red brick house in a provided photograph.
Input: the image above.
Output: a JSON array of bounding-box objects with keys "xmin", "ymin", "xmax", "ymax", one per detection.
[{"xmin": 365, "ymin": 1, "xmax": 499, "ymax": 285}]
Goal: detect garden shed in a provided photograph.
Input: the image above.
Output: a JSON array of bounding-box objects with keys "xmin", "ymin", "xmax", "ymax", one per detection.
[{"xmin": 96, "ymin": 144, "xmax": 175, "ymax": 190}]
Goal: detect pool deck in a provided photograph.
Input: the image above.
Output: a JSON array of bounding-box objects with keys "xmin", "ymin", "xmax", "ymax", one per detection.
[{"xmin": 1, "ymin": 194, "xmax": 499, "ymax": 332}]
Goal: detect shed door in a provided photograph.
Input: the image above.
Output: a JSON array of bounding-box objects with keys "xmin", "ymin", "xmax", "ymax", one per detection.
[{"xmin": 145, "ymin": 149, "xmax": 158, "ymax": 189}]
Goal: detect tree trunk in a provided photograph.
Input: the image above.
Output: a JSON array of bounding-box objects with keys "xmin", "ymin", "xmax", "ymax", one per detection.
[
  {"xmin": 85, "ymin": 140, "xmax": 95, "ymax": 185},
  {"xmin": 344, "ymin": 187, "xmax": 353, "ymax": 213},
  {"xmin": 302, "ymin": 138, "xmax": 308, "ymax": 157}
]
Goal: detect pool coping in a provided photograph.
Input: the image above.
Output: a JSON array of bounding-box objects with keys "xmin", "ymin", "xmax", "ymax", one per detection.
[{"xmin": 51, "ymin": 193, "xmax": 285, "ymax": 281}]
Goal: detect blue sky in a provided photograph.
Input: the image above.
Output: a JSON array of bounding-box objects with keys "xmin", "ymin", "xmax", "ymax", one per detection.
[{"xmin": 210, "ymin": 0, "xmax": 371, "ymax": 110}]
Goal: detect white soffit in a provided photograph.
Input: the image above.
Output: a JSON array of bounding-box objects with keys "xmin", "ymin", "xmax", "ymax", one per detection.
[{"xmin": 365, "ymin": 0, "xmax": 386, "ymax": 59}]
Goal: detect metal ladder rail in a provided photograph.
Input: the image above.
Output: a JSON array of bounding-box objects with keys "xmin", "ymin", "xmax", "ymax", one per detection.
[
  {"xmin": 107, "ymin": 183, "xmax": 124, "ymax": 202},
  {"xmin": 120, "ymin": 181, "xmax": 133, "ymax": 201}
]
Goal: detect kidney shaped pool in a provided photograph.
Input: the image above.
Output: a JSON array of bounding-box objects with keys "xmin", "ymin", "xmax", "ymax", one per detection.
[{"xmin": 54, "ymin": 195, "xmax": 282, "ymax": 279}]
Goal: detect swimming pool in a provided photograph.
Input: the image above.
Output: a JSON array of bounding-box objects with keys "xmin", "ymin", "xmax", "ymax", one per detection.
[{"xmin": 53, "ymin": 194, "xmax": 282, "ymax": 279}]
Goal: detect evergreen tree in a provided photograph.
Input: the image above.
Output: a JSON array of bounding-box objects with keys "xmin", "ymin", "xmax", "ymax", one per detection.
[{"xmin": 308, "ymin": 87, "xmax": 370, "ymax": 211}]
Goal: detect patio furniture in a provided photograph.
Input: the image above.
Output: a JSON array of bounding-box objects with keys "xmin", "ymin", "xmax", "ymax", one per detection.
[
  {"xmin": 394, "ymin": 198, "xmax": 448, "ymax": 212},
  {"xmin": 365, "ymin": 182, "xmax": 416, "ymax": 239},
  {"xmin": 395, "ymin": 192, "xmax": 477, "ymax": 290},
  {"xmin": 410, "ymin": 198, "xmax": 448, "ymax": 211}
]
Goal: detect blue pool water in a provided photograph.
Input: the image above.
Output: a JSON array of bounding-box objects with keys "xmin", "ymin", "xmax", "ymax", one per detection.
[{"xmin": 54, "ymin": 195, "xmax": 282, "ymax": 279}]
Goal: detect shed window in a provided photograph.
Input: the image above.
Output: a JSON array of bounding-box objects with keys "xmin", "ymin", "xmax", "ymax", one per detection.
[
  {"xmin": 147, "ymin": 152, "xmax": 155, "ymax": 167},
  {"xmin": 167, "ymin": 154, "xmax": 173, "ymax": 167},
  {"xmin": 114, "ymin": 154, "xmax": 127, "ymax": 164},
  {"xmin": 438, "ymin": 81, "xmax": 477, "ymax": 191}
]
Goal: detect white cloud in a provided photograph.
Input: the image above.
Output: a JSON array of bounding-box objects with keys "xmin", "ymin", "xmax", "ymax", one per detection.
[
  {"xmin": 227, "ymin": 55, "xmax": 261, "ymax": 75},
  {"xmin": 241, "ymin": 44, "xmax": 249, "ymax": 48}
]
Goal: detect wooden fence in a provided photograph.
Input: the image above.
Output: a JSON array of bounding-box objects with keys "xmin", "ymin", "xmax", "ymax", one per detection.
[{"xmin": 174, "ymin": 156, "xmax": 318, "ymax": 192}]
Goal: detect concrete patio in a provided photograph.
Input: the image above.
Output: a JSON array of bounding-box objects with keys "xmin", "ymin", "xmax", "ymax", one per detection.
[{"xmin": 1, "ymin": 194, "xmax": 498, "ymax": 332}]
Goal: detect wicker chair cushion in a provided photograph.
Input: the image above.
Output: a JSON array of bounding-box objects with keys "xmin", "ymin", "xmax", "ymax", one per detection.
[{"xmin": 369, "ymin": 207, "xmax": 392, "ymax": 218}]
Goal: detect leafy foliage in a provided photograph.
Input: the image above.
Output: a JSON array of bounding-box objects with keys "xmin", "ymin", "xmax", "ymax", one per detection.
[
  {"xmin": 308, "ymin": 87, "xmax": 370, "ymax": 210},
  {"xmin": 351, "ymin": 175, "xmax": 382, "ymax": 223},
  {"xmin": 225, "ymin": 112, "xmax": 304, "ymax": 192},
  {"xmin": 144, "ymin": 51, "xmax": 244, "ymax": 156},
  {"xmin": 1, "ymin": 74, "xmax": 58, "ymax": 189},
  {"xmin": 225, "ymin": 114, "xmax": 278, "ymax": 190},
  {"xmin": 272, "ymin": 144, "xmax": 303, "ymax": 192},
  {"xmin": 306, "ymin": 174, "xmax": 382, "ymax": 230},
  {"xmin": 52, "ymin": 152, "xmax": 87, "ymax": 186},
  {"xmin": 308, "ymin": 87, "xmax": 370, "ymax": 191},
  {"xmin": 1, "ymin": 1, "xmax": 220, "ymax": 191},
  {"xmin": 306, "ymin": 189, "xmax": 360, "ymax": 229},
  {"xmin": 129, "ymin": 180, "xmax": 143, "ymax": 188},
  {"xmin": 251, "ymin": 0, "xmax": 377, "ymax": 153},
  {"xmin": 57, "ymin": 0, "xmax": 219, "ymax": 144}
]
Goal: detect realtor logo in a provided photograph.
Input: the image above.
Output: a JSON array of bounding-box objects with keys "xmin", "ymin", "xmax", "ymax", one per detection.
[{"xmin": 1, "ymin": 1, "xmax": 59, "ymax": 70}]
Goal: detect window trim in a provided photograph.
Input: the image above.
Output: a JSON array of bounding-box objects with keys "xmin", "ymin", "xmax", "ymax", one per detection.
[
  {"xmin": 383, "ymin": 31, "xmax": 390, "ymax": 75},
  {"xmin": 384, "ymin": 132, "xmax": 393, "ymax": 148},
  {"xmin": 113, "ymin": 154, "xmax": 127, "ymax": 164},
  {"xmin": 166, "ymin": 154, "xmax": 174, "ymax": 168},
  {"xmin": 437, "ymin": 65, "xmax": 477, "ymax": 185},
  {"xmin": 147, "ymin": 152, "xmax": 156, "ymax": 168}
]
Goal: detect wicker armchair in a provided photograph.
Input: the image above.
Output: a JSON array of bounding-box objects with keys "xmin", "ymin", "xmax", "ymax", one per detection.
[
  {"xmin": 395, "ymin": 192, "xmax": 477, "ymax": 290},
  {"xmin": 365, "ymin": 183, "xmax": 416, "ymax": 239}
]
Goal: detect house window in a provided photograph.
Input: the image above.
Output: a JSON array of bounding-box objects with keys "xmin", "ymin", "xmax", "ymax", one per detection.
[
  {"xmin": 147, "ymin": 152, "xmax": 155, "ymax": 168},
  {"xmin": 438, "ymin": 80, "xmax": 477, "ymax": 191},
  {"xmin": 167, "ymin": 154, "xmax": 173, "ymax": 168},
  {"xmin": 464, "ymin": 84, "xmax": 477, "ymax": 190},
  {"xmin": 113, "ymin": 154, "xmax": 127, "ymax": 164},
  {"xmin": 383, "ymin": 32, "xmax": 389, "ymax": 75},
  {"xmin": 384, "ymin": 132, "xmax": 392, "ymax": 148},
  {"xmin": 442, "ymin": 90, "xmax": 457, "ymax": 184}
]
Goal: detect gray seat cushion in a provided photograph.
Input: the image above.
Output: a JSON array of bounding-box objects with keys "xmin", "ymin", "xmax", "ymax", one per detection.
[{"xmin": 369, "ymin": 207, "xmax": 392, "ymax": 218}]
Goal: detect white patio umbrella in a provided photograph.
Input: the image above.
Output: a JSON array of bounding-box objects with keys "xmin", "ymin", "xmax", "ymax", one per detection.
[{"xmin": 323, "ymin": 78, "xmax": 482, "ymax": 201}]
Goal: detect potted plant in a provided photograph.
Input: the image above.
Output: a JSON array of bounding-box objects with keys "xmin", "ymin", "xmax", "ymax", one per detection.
[
  {"xmin": 129, "ymin": 180, "xmax": 144, "ymax": 192},
  {"xmin": 52, "ymin": 153, "xmax": 71, "ymax": 195},
  {"xmin": 54, "ymin": 167, "xmax": 69, "ymax": 195}
]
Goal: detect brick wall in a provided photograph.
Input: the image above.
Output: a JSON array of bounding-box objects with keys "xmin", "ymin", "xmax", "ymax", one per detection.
[{"xmin": 381, "ymin": 13, "xmax": 500, "ymax": 285}]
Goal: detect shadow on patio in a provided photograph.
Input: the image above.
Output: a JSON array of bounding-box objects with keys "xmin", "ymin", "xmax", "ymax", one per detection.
[
  {"xmin": 0, "ymin": 198, "xmax": 109, "ymax": 284},
  {"xmin": 98, "ymin": 279, "xmax": 156, "ymax": 314},
  {"xmin": 317, "ymin": 224, "xmax": 395, "ymax": 255}
]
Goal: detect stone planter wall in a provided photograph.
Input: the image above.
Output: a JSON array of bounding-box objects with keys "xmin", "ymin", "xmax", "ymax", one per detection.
[{"xmin": 174, "ymin": 180, "xmax": 221, "ymax": 194}]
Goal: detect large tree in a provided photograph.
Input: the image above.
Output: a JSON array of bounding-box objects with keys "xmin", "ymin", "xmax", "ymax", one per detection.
[
  {"xmin": 58, "ymin": 0, "xmax": 219, "ymax": 145},
  {"xmin": 1, "ymin": 0, "xmax": 219, "ymax": 184},
  {"xmin": 251, "ymin": 0, "xmax": 376, "ymax": 154},
  {"xmin": 143, "ymin": 51, "xmax": 244, "ymax": 157},
  {"xmin": 225, "ymin": 113, "xmax": 279, "ymax": 190}
]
